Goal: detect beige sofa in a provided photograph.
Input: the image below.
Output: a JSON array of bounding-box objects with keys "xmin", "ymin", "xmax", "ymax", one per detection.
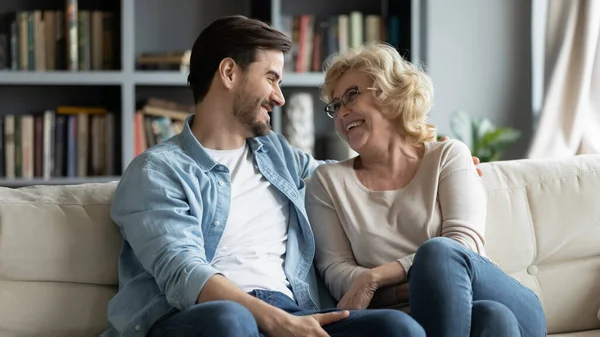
[{"xmin": 0, "ymin": 154, "xmax": 600, "ymax": 337}]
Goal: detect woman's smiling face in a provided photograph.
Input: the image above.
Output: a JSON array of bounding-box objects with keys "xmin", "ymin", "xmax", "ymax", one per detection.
[{"xmin": 330, "ymin": 70, "xmax": 398, "ymax": 153}]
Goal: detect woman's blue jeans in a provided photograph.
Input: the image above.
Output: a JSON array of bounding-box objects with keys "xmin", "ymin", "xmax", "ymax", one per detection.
[{"xmin": 408, "ymin": 237, "xmax": 547, "ymax": 337}]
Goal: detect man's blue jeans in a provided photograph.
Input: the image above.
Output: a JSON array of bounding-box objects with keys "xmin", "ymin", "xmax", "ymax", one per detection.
[
  {"xmin": 408, "ymin": 237, "xmax": 547, "ymax": 337},
  {"xmin": 146, "ymin": 289, "xmax": 425, "ymax": 337}
]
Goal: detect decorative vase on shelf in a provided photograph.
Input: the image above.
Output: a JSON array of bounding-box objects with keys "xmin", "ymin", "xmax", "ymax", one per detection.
[{"xmin": 283, "ymin": 93, "xmax": 315, "ymax": 156}]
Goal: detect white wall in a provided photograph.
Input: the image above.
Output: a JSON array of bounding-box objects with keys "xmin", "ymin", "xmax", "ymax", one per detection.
[{"xmin": 424, "ymin": 0, "xmax": 532, "ymax": 159}]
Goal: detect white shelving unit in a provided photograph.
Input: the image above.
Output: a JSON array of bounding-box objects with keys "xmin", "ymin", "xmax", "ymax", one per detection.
[
  {"xmin": 0, "ymin": 0, "xmax": 422, "ymax": 187},
  {"xmin": 0, "ymin": 71, "xmax": 125, "ymax": 85},
  {"xmin": 132, "ymin": 71, "xmax": 325, "ymax": 87}
]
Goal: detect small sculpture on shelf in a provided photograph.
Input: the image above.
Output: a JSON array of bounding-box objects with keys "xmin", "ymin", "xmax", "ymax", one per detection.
[{"xmin": 283, "ymin": 92, "xmax": 315, "ymax": 156}]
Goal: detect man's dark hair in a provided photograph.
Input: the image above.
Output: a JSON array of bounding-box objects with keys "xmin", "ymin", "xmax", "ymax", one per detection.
[{"xmin": 187, "ymin": 15, "xmax": 292, "ymax": 104}]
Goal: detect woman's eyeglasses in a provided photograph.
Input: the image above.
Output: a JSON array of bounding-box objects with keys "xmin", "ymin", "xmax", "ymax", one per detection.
[{"xmin": 324, "ymin": 86, "xmax": 378, "ymax": 118}]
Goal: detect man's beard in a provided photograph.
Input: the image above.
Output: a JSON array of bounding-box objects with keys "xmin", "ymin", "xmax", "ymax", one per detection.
[{"xmin": 232, "ymin": 90, "xmax": 272, "ymax": 137}]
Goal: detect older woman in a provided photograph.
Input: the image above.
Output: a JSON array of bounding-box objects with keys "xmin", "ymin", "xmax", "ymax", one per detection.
[{"xmin": 305, "ymin": 42, "xmax": 546, "ymax": 337}]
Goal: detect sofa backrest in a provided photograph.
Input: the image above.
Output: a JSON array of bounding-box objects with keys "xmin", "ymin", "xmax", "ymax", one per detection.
[
  {"xmin": 480, "ymin": 154, "xmax": 600, "ymax": 334},
  {"xmin": 0, "ymin": 155, "xmax": 599, "ymax": 336},
  {"xmin": 0, "ymin": 182, "xmax": 121, "ymax": 337}
]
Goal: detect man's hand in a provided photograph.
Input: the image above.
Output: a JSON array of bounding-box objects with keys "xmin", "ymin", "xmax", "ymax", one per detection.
[
  {"xmin": 337, "ymin": 271, "xmax": 378, "ymax": 310},
  {"xmin": 439, "ymin": 136, "xmax": 483, "ymax": 177},
  {"xmin": 198, "ymin": 275, "xmax": 347, "ymax": 337},
  {"xmin": 265, "ymin": 310, "xmax": 349, "ymax": 337}
]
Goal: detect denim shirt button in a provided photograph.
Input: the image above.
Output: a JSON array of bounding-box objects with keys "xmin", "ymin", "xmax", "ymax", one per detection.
[
  {"xmin": 134, "ymin": 324, "xmax": 141, "ymax": 332},
  {"xmin": 218, "ymin": 180, "xmax": 224, "ymax": 186},
  {"xmin": 215, "ymin": 220, "xmax": 220, "ymax": 225}
]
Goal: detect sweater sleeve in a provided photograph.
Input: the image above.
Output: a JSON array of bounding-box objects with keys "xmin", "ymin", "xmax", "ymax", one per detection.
[
  {"xmin": 438, "ymin": 140, "xmax": 487, "ymax": 255},
  {"xmin": 397, "ymin": 254, "xmax": 415, "ymax": 274},
  {"xmin": 305, "ymin": 168, "xmax": 370, "ymax": 302}
]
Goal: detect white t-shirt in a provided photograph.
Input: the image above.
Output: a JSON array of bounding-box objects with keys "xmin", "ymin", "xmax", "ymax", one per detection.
[{"xmin": 206, "ymin": 143, "xmax": 294, "ymax": 299}]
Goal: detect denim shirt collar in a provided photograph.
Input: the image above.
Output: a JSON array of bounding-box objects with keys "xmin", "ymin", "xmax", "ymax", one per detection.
[{"xmin": 179, "ymin": 114, "xmax": 267, "ymax": 172}]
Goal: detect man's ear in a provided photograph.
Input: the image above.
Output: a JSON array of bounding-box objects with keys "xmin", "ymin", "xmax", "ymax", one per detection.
[{"xmin": 217, "ymin": 57, "xmax": 237, "ymax": 89}]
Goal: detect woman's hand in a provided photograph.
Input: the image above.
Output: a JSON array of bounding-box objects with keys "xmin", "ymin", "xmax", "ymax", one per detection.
[{"xmin": 337, "ymin": 271, "xmax": 379, "ymax": 310}]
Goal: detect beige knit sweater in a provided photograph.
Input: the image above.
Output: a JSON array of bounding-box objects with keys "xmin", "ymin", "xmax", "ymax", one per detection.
[{"xmin": 305, "ymin": 139, "xmax": 488, "ymax": 302}]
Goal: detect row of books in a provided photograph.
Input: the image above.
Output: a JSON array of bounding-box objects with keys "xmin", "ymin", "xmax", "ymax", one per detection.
[
  {"xmin": 134, "ymin": 98, "xmax": 193, "ymax": 156},
  {"xmin": 281, "ymin": 12, "xmax": 400, "ymax": 73},
  {"xmin": 0, "ymin": 107, "xmax": 117, "ymax": 180},
  {"xmin": 0, "ymin": 2, "xmax": 116, "ymax": 71},
  {"xmin": 136, "ymin": 51, "xmax": 191, "ymax": 72}
]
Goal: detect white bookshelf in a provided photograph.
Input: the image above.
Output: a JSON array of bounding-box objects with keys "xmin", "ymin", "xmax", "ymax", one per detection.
[
  {"xmin": 0, "ymin": 71, "xmax": 326, "ymax": 87},
  {"xmin": 0, "ymin": 0, "xmax": 422, "ymax": 187},
  {"xmin": 132, "ymin": 71, "xmax": 325, "ymax": 87},
  {"xmin": 0, "ymin": 71, "xmax": 125, "ymax": 85},
  {"xmin": 132, "ymin": 72, "xmax": 187, "ymax": 86}
]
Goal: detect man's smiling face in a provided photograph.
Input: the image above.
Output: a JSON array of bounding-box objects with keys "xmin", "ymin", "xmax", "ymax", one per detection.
[{"xmin": 232, "ymin": 49, "xmax": 286, "ymax": 137}]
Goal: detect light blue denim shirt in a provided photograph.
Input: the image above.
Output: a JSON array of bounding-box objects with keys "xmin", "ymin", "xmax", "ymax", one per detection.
[{"xmin": 101, "ymin": 115, "xmax": 332, "ymax": 337}]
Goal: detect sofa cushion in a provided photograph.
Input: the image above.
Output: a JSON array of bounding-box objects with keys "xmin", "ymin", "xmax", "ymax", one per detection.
[
  {"xmin": 481, "ymin": 154, "xmax": 600, "ymax": 334},
  {"xmin": 0, "ymin": 182, "xmax": 121, "ymax": 337}
]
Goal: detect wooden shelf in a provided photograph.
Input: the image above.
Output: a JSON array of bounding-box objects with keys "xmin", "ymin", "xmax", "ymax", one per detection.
[
  {"xmin": 133, "ymin": 71, "xmax": 325, "ymax": 87},
  {"xmin": 0, "ymin": 176, "xmax": 121, "ymax": 188},
  {"xmin": 0, "ymin": 71, "xmax": 124, "ymax": 85}
]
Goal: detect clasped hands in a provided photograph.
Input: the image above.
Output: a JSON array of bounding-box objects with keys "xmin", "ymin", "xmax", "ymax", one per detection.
[{"xmin": 337, "ymin": 270, "xmax": 410, "ymax": 310}]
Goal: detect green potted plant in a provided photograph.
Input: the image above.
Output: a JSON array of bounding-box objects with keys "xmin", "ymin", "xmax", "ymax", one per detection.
[{"xmin": 440, "ymin": 110, "xmax": 521, "ymax": 162}]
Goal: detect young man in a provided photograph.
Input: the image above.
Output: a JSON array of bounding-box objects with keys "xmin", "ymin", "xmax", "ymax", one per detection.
[{"xmin": 102, "ymin": 15, "xmax": 476, "ymax": 337}]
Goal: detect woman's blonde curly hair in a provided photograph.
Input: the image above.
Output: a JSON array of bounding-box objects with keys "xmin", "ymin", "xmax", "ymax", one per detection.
[{"xmin": 321, "ymin": 41, "xmax": 437, "ymax": 144}]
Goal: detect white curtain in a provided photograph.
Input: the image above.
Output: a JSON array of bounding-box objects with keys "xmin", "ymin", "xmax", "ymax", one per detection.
[{"xmin": 528, "ymin": 0, "xmax": 600, "ymax": 158}]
